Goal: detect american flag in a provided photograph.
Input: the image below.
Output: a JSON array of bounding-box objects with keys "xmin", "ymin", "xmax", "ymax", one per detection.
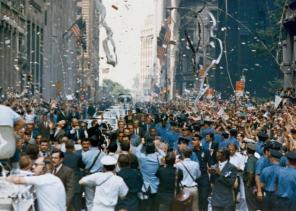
[{"xmin": 70, "ymin": 17, "xmax": 84, "ymax": 39}]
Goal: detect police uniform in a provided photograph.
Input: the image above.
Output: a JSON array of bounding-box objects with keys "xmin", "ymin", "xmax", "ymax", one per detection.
[
  {"xmin": 193, "ymin": 148, "xmax": 211, "ymax": 211},
  {"xmin": 274, "ymin": 151, "xmax": 296, "ymax": 211},
  {"xmin": 260, "ymin": 149, "xmax": 282, "ymax": 211},
  {"xmin": 244, "ymin": 143, "xmax": 258, "ymax": 211}
]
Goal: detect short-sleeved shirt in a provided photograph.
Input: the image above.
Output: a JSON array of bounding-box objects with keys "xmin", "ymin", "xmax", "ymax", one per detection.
[
  {"xmin": 255, "ymin": 156, "xmax": 271, "ymax": 175},
  {"xmin": 0, "ymin": 105, "xmax": 21, "ymax": 127},
  {"xmin": 246, "ymin": 155, "xmax": 257, "ymax": 174},
  {"xmin": 25, "ymin": 173, "xmax": 66, "ymax": 211},
  {"xmin": 276, "ymin": 167, "xmax": 296, "ymax": 199},
  {"xmin": 243, "ymin": 155, "xmax": 258, "ymax": 185},
  {"xmin": 80, "ymin": 172, "xmax": 128, "ymax": 209},
  {"xmin": 260, "ymin": 164, "xmax": 281, "ymax": 192}
]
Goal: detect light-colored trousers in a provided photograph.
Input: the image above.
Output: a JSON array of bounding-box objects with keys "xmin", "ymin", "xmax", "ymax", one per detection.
[{"xmin": 184, "ymin": 186, "xmax": 199, "ymax": 211}]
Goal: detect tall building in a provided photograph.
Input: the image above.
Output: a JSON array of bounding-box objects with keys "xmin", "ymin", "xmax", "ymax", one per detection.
[
  {"xmin": 281, "ymin": 0, "xmax": 296, "ymax": 90},
  {"xmin": 43, "ymin": 0, "xmax": 79, "ymax": 99},
  {"xmin": 216, "ymin": 0, "xmax": 279, "ymax": 97},
  {"xmin": 140, "ymin": 15, "xmax": 155, "ymax": 99},
  {"xmin": 77, "ymin": 0, "xmax": 100, "ymax": 101},
  {"xmin": 174, "ymin": 0, "xmax": 218, "ymax": 97},
  {"xmin": 0, "ymin": 0, "xmax": 32, "ymax": 93},
  {"xmin": 25, "ymin": 0, "xmax": 45, "ymax": 95}
]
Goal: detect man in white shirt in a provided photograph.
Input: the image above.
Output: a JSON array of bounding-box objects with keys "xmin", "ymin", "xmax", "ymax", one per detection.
[
  {"xmin": 175, "ymin": 147, "xmax": 201, "ymax": 211},
  {"xmin": 228, "ymin": 144, "xmax": 245, "ymax": 171},
  {"xmin": 228, "ymin": 143, "xmax": 248, "ymax": 210},
  {"xmin": 79, "ymin": 155, "xmax": 128, "ymax": 211},
  {"xmin": 7, "ymin": 156, "xmax": 66, "ymax": 211}
]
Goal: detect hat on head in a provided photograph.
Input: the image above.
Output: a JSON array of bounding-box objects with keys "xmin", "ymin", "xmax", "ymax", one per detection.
[
  {"xmin": 258, "ymin": 131, "xmax": 268, "ymax": 141},
  {"xmin": 286, "ymin": 151, "xmax": 296, "ymax": 161},
  {"xmin": 246, "ymin": 143, "xmax": 256, "ymax": 151},
  {"xmin": 269, "ymin": 149, "xmax": 282, "ymax": 159},
  {"xmin": 268, "ymin": 141, "xmax": 282, "ymax": 150},
  {"xmin": 222, "ymin": 131, "xmax": 229, "ymax": 139},
  {"xmin": 101, "ymin": 155, "xmax": 117, "ymax": 166}
]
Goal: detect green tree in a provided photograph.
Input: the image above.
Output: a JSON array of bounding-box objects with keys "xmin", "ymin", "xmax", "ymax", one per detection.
[{"xmin": 101, "ymin": 79, "xmax": 130, "ymax": 101}]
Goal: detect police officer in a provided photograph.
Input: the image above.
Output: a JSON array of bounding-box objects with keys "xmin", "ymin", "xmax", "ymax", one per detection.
[
  {"xmin": 255, "ymin": 132, "xmax": 268, "ymax": 156},
  {"xmin": 192, "ymin": 134, "xmax": 211, "ymax": 211},
  {"xmin": 244, "ymin": 143, "xmax": 258, "ymax": 211},
  {"xmin": 274, "ymin": 151, "xmax": 296, "ymax": 211},
  {"xmin": 260, "ymin": 149, "xmax": 282, "ymax": 211},
  {"xmin": 255, "ymin": 144, "xmax": 271, "ymax": 209}
]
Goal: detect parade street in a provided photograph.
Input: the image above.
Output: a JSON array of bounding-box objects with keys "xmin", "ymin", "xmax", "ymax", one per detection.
[{"xmin": 0, "ymin": 0, "xmax": 296, "ymax": 211}]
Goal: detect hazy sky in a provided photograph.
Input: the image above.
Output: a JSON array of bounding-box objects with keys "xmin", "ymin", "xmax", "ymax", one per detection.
[{"xmin": 99, "ymin": 0, "xmax": 155, "ymax": 89}]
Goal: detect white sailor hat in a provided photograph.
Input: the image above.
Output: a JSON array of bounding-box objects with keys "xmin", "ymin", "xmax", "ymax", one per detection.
[{"xmin": 101, "ymin": 155, "xmax": 117, "ymax": 166}]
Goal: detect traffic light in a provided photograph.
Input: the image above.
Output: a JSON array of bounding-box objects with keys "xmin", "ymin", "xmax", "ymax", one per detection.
[{"xmin": 27, "ymin": 74, "xmax": 32, "ymax": 82}]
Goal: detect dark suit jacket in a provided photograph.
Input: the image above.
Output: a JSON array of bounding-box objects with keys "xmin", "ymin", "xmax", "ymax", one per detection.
[
  {"xmin": 37, "ymin": 121, "xmax": 50, "ymax": 139},
  {"xmin": 55, "ymin": 164, "xmax": 75, "ymax": 210},
  {"xmin": 67, "ymin": 128, "xmax": 86, "ymax": 142},
  {"xmin": 116, "ymin": 167, "xmax": 143, "ymax": 211},
  {"xmin": 63, "ymin": 152, "xmax": 83, "ymax": 193},
  {"xmin": 211, "ymin": 161, "xmax": 238, "ymax": 208},
  {"xmin": 50, "ymin": 128, "xmax": 66, "ymax": 142}
]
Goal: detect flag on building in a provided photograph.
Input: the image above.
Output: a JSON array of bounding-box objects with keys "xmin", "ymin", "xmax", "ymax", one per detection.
[{"xmin": 63, "ymin": 17, "xmax": 87, "ymax": 50}]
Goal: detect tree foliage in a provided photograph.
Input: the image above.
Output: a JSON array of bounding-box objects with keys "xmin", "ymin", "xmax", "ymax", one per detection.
[{"xmin": 101, "ymin": 79, "xmax": 130, "ymax": 101}]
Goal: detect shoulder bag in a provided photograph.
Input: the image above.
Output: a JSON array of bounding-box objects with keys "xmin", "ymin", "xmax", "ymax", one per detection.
[{"xmin": 84, "ymin": 150, "xmax": 101, "ymax": 175}]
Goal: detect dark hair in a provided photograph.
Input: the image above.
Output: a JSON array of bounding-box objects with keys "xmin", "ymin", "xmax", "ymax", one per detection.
[
  {"xmin": 222, "ymin": 132, "xmax": 229, "ymax": 139},
  {"xmin": 81, "ymin": 139, "xmax": 90, "ymax": 143},
  {"xmin": 52, "ymin": 149, "xmax": 64, "ymax": 159},
  {"xmin": 145, "ymin": 142, "xmax": 156, "ymax": 154},
  {"xmin": 230, "ymin": 129, "xmax": 238, "ymax": 137},
  {"xmin": 218, "ymin": 149, "xmax": 230, "ymax": 160},
  {"xmin": 65, "ymin": 140, "xmax": 75, "ymax": 150},
  {"xmin": 228, "ymin": 143, "xmax": 238, "ymax": 150},
  {"xmin": 107, "ymin": 142, "xmax": 118, "ymax": 153},
  {"xmin": 89, "ymin": 135, "xmax": 99, "ymax": 147},
  {"xmin": 120, "ymin": 140, "xmax": 130, "ymax": 151},
  {"xmin": 19, "ymin": 155, "xmax": 32, "ymax": 170},
  {"xmin": 165, "ymin": 152, "xmax": 176, "ymax": 166},
  {"xmin": 118, "ymin": 154, "xmax": 130, "ymax": 168},
  {"xmin": 26, "ymin": 144, "xmax": 39, "ymax": 160},
  {"xmin": 104, "ymin": 165, "xmax": 116, "ymax": 171},
  {"xmin": 178, "ymin": 137, "xmax": 189, "ymax": 145},
  {"xmin": 181, "ymin": 147, "xmax": 192, "ymax": 158},
  {"xmin": 109, "ymin": 132, "xmax": 117, "ymax": 143},
  {"xmin": 193, "ymin": 134, "xmax": 202, "ymax": 141}
]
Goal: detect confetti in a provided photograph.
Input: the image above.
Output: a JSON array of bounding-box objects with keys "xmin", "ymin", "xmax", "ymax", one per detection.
[{"xmin": 112, "ymin": 5, "xmax": 119, "ymax": 10}]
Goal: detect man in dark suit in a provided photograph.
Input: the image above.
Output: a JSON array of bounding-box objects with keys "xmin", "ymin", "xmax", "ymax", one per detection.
[
  {"xmin": 50, "ymin": 120, "xmax": 66, "ymax": 142},
  {"xmin": 87, "ymin": 119, "xmax": 102, "ymax": 138},
  {"xmin": 209, "ymin": 149, "xmax": 238, "ymax": 211},
  {"xmin": 141, "ymin": 114, "xmax": 154, "ymax": 138},
  {"xmin": 63, "ymin": 141, "xmax": 84, "ymax": 211},
  {"xmin": 116, "ymin": 154, "xmax": 143, "ymax": 211},
  {"xmin": 67, "ymin": 118, "xmax": 86, "ymax": 143},
  {"xmin": 51, "ymin": 149, "xmax": 75, "ymax": 211},
  {"xmin": 37, "ymin": 114, "xmax": 51, "ymax": 139},
  {"xmin": 133, "ymin": 120, "xmax": 145, "ymax": 138}
]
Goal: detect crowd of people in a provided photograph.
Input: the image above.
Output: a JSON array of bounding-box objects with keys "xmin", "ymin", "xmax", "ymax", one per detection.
[{"xmin": 0, "ymin": 92, "xmax": 296, "ymax": 211}]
